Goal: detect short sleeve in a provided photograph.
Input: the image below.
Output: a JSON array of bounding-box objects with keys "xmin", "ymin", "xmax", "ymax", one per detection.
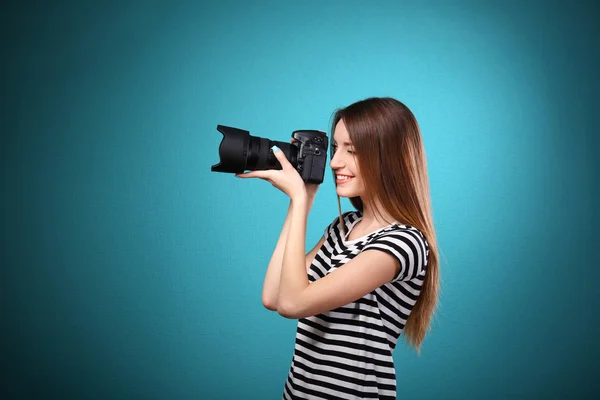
[{"xmin": 362, "ymin": 228, "xmax": 429, "ymax": 282}]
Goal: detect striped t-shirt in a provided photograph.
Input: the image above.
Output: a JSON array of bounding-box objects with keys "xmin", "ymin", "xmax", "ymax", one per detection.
[{"xmin": 283, "ymin": 210, "xmax": 430, "ymax": 400}]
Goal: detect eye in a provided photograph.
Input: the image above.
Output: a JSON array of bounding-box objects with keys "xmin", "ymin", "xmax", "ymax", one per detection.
[{"xmin": 347, "ymin": 149, "xmax": 355, "ymax": 154}]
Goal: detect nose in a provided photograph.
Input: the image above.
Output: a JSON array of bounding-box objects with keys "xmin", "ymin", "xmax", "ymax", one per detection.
[{"xmin": 329, "ymin": 150, "xmax": 344, "ymax": 169}]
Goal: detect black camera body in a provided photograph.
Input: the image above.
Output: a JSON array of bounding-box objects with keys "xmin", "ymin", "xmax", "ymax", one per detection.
[{"xmin": 211, "ymin": 125, "xmax": 328, "ymax": 184}]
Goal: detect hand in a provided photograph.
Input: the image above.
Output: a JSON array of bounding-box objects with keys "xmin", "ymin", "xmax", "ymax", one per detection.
[{"xmin": 235, "ymin": 146, "xmax": 308, "ymax": 202}]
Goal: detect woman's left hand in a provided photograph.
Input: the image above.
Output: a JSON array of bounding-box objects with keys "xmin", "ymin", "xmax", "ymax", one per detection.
[{"xmin": 235, "ymin": 146, "xmax": 307, "ymax": 201}]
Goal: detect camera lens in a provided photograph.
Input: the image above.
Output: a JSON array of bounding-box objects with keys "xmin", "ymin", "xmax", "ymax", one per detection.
[{"xmin": 211, "ymin": 125, "xmax": 298, "ymax": 173}]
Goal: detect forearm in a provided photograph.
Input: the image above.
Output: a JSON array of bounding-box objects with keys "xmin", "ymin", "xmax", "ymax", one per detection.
[
  {"xmin": 278, "ymin": 195, "xmax": 310, "ymax": 315},
  {"xmin": 262, "ymin": 197, "xmax": 314, "ymax": 310},
  {"xmin": 261, "ymin": 201, "xmax": 293, "ymax": 309}
]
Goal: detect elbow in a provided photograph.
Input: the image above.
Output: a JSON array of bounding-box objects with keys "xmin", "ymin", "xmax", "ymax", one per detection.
[
  {"xmin": 262, "ymin": 294, "xmax": 299, "ymax": 318},
  {"xmin": 262, "ymin": 294, "xmax": 278, "ymax": 312},
  {"xmin": 263, "ymin": 301, "xmax": 278, "ymax": 312},
  {"xmin": 277, "ymin": 300, "xmax": 302, "ymax": 319}
]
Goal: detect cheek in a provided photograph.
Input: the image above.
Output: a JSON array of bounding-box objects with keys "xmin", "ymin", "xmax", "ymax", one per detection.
[
  {"xmin": 356, "ymin": 177, "xmax": 365, "ymax": 190},
  {"xmin": 352, "ymin": 175, "xmax": 366, "ymax": 191}
]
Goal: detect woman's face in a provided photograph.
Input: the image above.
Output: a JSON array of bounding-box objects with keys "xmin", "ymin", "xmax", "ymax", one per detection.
[{"xmin": 330, "ymin": 119, "xmax": 365, "ymax": 198}]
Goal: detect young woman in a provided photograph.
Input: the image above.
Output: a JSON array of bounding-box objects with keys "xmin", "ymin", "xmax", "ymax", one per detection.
[{"xmin": 236, "ymin": 97, "xmax": 439, "ymax": 399}]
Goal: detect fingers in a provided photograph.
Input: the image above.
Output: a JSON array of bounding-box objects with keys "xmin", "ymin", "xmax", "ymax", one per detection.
[
  {"xmin": 236, "ymin": 170, "xmax": 272, "ymax": 179},
  {"xmin": 271, "ymin": 146, "xmax": 291, "ymax": 168},
  {"xmin": 235, "ymin": 145, "xmax": 290, "ymax": 179}
]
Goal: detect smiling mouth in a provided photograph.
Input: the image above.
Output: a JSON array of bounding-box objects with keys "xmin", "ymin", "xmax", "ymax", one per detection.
[{"xmin": 336, "ymin": 175, "xmax": 354, "ymax": 184}]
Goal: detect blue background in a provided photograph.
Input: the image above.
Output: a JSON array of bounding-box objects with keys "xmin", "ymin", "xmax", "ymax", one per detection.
[{"xmin": 3, "ymin": 0, "xmax": 599, "ymax": 399}]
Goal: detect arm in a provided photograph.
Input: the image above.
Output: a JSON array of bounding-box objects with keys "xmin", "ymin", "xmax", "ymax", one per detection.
[
  {"xmin": 277, "ymin": 199, "xmax": 416, "ymax": 319},
  {"xmin": 262, "ymin": 197, "xmax": 322, "ymax": 311},
  {"xmin": 278, "ymin": 249, "xmax": 400, "ymax": 319},
  {"xmin": 236, "ymin": 147, "xmax": 327, "ymax": 312}
]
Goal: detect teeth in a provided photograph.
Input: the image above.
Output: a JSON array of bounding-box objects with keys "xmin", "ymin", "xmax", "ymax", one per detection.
[{"xmin": 336, "ymin": 175, "xmax": 353, "ymax": 180}]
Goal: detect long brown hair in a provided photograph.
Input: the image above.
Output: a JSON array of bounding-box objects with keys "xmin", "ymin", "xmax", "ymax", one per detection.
[{"xmin": 330, "ymin": 97, "xmax": 440, "ymax": 354}]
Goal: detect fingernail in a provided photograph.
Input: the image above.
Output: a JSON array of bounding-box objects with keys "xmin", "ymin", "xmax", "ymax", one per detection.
[{"xmin": 271, "ymin": 145, "xmax": 280, "ymax": 153}]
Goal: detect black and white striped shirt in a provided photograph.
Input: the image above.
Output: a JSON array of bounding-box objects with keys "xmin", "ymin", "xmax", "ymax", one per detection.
[{"xmin": 283, "ymin": 210, "xmax": 430, "ymax": 400}]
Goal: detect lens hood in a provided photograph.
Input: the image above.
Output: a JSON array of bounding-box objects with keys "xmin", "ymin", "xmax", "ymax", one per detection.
[{"xmin": 211, "ymin": 125, "xmax": 250, "ymax": 173}]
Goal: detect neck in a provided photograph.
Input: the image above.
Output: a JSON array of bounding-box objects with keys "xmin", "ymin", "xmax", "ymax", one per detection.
[{"xmin": 359, "ymin": 198, "xmax": 395, "ymax": 228}]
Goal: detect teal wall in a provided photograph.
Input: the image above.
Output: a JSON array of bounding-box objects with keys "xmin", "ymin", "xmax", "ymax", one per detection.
[{"xmin": 3, "ymin": 1, "xmax": 598, "ymax": 399}]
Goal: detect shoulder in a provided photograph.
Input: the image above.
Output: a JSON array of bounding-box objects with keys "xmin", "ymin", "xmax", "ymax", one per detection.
[
  {"xmin": 363, "ymin": 224, "xmax": 429, "ymax": 281},
  {"xmin": 371, "ymin": 224, "xmax": 429, "ymax": 252}
]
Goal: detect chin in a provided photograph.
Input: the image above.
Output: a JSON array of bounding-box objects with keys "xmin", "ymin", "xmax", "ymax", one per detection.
[{"xmin": 336, "ymin": 187, "xmax": 359, "ymax": 198}]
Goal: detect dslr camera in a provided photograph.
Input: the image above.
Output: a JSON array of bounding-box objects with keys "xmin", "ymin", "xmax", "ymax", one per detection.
[{"xmin": 211, "ymin": 125, "xmax": 328, "ymax": 184}]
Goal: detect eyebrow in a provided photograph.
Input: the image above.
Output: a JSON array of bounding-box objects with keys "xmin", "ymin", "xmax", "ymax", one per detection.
[{"xmin": 333, "ymin": 140, "xmax": 353, "ymax": 145}]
